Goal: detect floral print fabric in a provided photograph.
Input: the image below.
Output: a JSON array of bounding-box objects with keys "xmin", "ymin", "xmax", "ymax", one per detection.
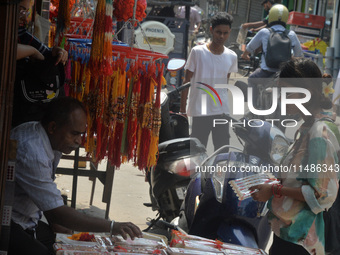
[{"xmin": 268, "ymin": 115, "xmax": 340, "ymax": 255}]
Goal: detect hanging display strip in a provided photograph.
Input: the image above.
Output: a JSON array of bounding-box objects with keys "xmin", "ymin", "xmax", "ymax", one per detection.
[
  {"xmin": 66, "ymin": 37, "xmax": 168, "ymax": 170},
  {"xmin": 68, "ymin": 17, "xmax": 94, "ymax": 38}
]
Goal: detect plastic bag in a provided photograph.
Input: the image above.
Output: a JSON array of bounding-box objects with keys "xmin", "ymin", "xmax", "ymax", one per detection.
[
  {"xmin": 302, "ymin": 38, "xmax": 328, "ymax": 56},
  {"xmin": 237, "ymin": 27, "xmax": 248, "ymax": 45}
]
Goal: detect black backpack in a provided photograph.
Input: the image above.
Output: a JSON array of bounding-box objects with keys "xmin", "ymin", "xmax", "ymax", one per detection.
[
  {"xmin": 265, "ymin": 28, "xmax": 291, "ymax": 69},
  {"xmin": 12, "ymin": 56, "xmax": 65, "ymax": 127}
]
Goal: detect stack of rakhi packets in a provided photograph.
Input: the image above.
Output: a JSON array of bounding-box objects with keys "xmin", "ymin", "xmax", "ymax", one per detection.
[
  {"xmin": 55, "ymin": 232, "xmax": 167, "ymax": 254},
  {"xmin": 229, "ymin": 173, "xmax": 279, "ymax": 200},
  {"xmin": 169, "ymin": 230, "xmax": 267, "ymax": 255},
  {"xmin": 106, "ymin": 235, "xmax": 167, "ymax": 254},
  {"xmin": 54, "ymin": 243, "xmax": 109, "ymax": 255}
]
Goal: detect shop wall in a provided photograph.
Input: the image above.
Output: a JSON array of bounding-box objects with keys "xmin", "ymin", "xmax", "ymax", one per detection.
[{"xmin": 227, "ymin": 0, "xmax": 263, "ymax": 46}]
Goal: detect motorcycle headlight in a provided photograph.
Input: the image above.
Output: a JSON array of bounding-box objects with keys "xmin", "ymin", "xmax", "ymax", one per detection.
[
  {"xmin": 212, "ymin": 160, "xmax": 228, "ymax": 203},
  {"xmin": 270, "ymin": 136, "xmax": 289, "ymax": 164}
]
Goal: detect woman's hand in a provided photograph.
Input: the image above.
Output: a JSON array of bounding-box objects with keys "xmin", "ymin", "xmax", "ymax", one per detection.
[
  {"xmin": 249, "ymin": 184, "xmax": 272, "ymax": 202},
  {"xmin": 17, "ymin": 44, "xmax": 44, "ymax": 60},
  {"xmin": 52, "ymin": 46, "xmax": 68, "ymax": 65},
  {"xmin": 31, "ymin": 49, "xmax": 45, "ymax": 60}
]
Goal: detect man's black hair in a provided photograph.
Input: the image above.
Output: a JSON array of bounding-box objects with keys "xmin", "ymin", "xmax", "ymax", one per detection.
[
  {"xmin": 261, "ymin": 0, "xmax": 274, "ymax": 5},
  {"xmin": 211, "ymin": 12, "xmax": 233, "ymax": 29},
  {"xmin": 41, "ymin": 97, "xmax": 86, "ymax": 127}
]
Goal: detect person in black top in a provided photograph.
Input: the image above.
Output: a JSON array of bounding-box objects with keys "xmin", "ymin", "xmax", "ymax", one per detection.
[{"xmin": 17, "ymin": 0, "xmax": 68, "ymax": 64}]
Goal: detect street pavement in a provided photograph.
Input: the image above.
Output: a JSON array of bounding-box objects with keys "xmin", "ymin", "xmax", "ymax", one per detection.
[{"xmin": 55, "ymin": 158, "xmax": 157, "ymax": 230}]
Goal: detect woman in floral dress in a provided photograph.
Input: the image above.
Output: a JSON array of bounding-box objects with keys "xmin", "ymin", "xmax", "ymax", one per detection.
[{"xmin": 250, "ymin": 58, "xmax": 340, "ymax": 255}]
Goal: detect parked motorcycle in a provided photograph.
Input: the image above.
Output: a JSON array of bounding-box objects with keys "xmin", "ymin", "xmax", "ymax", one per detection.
[
  {"xmin": 144, "ymin": 59, "xmax": 208, "ymax": 230},
  {"xmin": 175, "ymin": 115, "xmax": 290, "ymax": 249}
]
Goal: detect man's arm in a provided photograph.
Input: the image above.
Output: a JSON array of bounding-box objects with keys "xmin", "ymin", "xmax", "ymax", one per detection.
[
  {"xmin": 290, "ymin": 32, "xmax": 304, "ymax": 58},
  {"xmin": 44, "ymin": 205, "xmax": 143, "ymax": 240},
  {"xmin": 252, "ymin": 24, "xmax": 267, "ymax": 32},
  {"xmin": 242, "ymin": 21, "xmax": 265, "ymax": 29},
  {"xmin": 180, "ymin": 70, "xmax": 194, "ymax": 114},
  {"xmin": 194, "ymin": 22, "xmax": 201, "ymax": 34},
  {"xmin": 241, "ymin": 30, "xmax": 265, "ymax": 60},
  {"xmin": 192, "ymin": 8, "xmax": 201, "ymax": 34},
  {"xmin": 241, "ymin": 50, "xmax": 251, "ymax": 60}
]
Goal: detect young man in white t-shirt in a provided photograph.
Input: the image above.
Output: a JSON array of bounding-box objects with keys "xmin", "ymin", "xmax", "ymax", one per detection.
[{"xmin": 180, "ymin": 12, "xmax": 238, "ymax": 151}]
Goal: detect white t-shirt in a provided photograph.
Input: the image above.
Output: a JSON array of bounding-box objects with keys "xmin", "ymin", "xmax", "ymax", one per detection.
[{"xmin": 185, "ymin": 44, "xmax": 238, "ymax": 117}]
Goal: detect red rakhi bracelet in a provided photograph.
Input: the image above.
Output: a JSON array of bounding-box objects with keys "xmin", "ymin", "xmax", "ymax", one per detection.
[
  {"xmin": 272, "ymin": 184, "xmax": 283, "ymax": 198},
  {"xmin": 277, "ymin": 184, "xmax": 283, "ymax": 197}
]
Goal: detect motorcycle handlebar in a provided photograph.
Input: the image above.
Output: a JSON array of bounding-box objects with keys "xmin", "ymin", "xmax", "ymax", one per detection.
[
  {"xmin": 178, "ymin": 82, "xmax": 191, "ymax": 92},
  {"xmin": 166, "ymin": 82, "xmax": 191, "ymax": 96},
  {"xmin": 158, "ymin": 220, "xmax": 179, "ymax": 230}
]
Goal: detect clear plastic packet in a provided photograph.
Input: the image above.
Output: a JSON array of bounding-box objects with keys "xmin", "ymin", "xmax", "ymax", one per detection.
[
  {"xmin": 229, "ymin": 173, "xmax": 279, "ymax": 200},
  {"xmin": 167, "ymin": 247, "xmax": 225, "ymax": 255}
]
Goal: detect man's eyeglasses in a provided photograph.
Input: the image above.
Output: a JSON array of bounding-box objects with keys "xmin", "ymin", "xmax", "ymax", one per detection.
[{"xmin": 19, "ymin": 6, "xmax": 30, "ymax": 17}]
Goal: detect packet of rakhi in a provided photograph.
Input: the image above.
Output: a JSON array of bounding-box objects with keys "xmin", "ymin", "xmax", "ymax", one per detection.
[{"xmin": 229, "ymin": 173, "xmax": 279, "ymax": 200}]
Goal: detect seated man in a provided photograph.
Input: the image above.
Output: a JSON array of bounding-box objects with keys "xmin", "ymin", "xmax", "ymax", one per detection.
[{"xmin": 9, "ymin": 97, "xmax": 142, "ymax": 254}]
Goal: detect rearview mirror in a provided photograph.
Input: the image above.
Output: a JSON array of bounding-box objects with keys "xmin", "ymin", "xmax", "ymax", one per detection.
[{"xmin": 167, "ymin": 58, "xmax": 186, "ymax": 71}]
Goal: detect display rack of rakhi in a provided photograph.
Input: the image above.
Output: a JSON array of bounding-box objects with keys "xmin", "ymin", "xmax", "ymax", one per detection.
[
  {"xmin": 229, "ymin": 173, "xmax": 280, "ymax": 201},
  {"xmin": 63, "ymin": 0, "xmax": 168, "ymax": 170},
  {"xmin": 66, "ymin": 38, "xmax": 168, "ymax": 170}
]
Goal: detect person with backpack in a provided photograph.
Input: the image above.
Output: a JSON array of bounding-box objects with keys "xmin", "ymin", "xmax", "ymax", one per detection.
[{"xmin": 241, "ymin": 4, "xmax": 303, "ymax": 109}]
